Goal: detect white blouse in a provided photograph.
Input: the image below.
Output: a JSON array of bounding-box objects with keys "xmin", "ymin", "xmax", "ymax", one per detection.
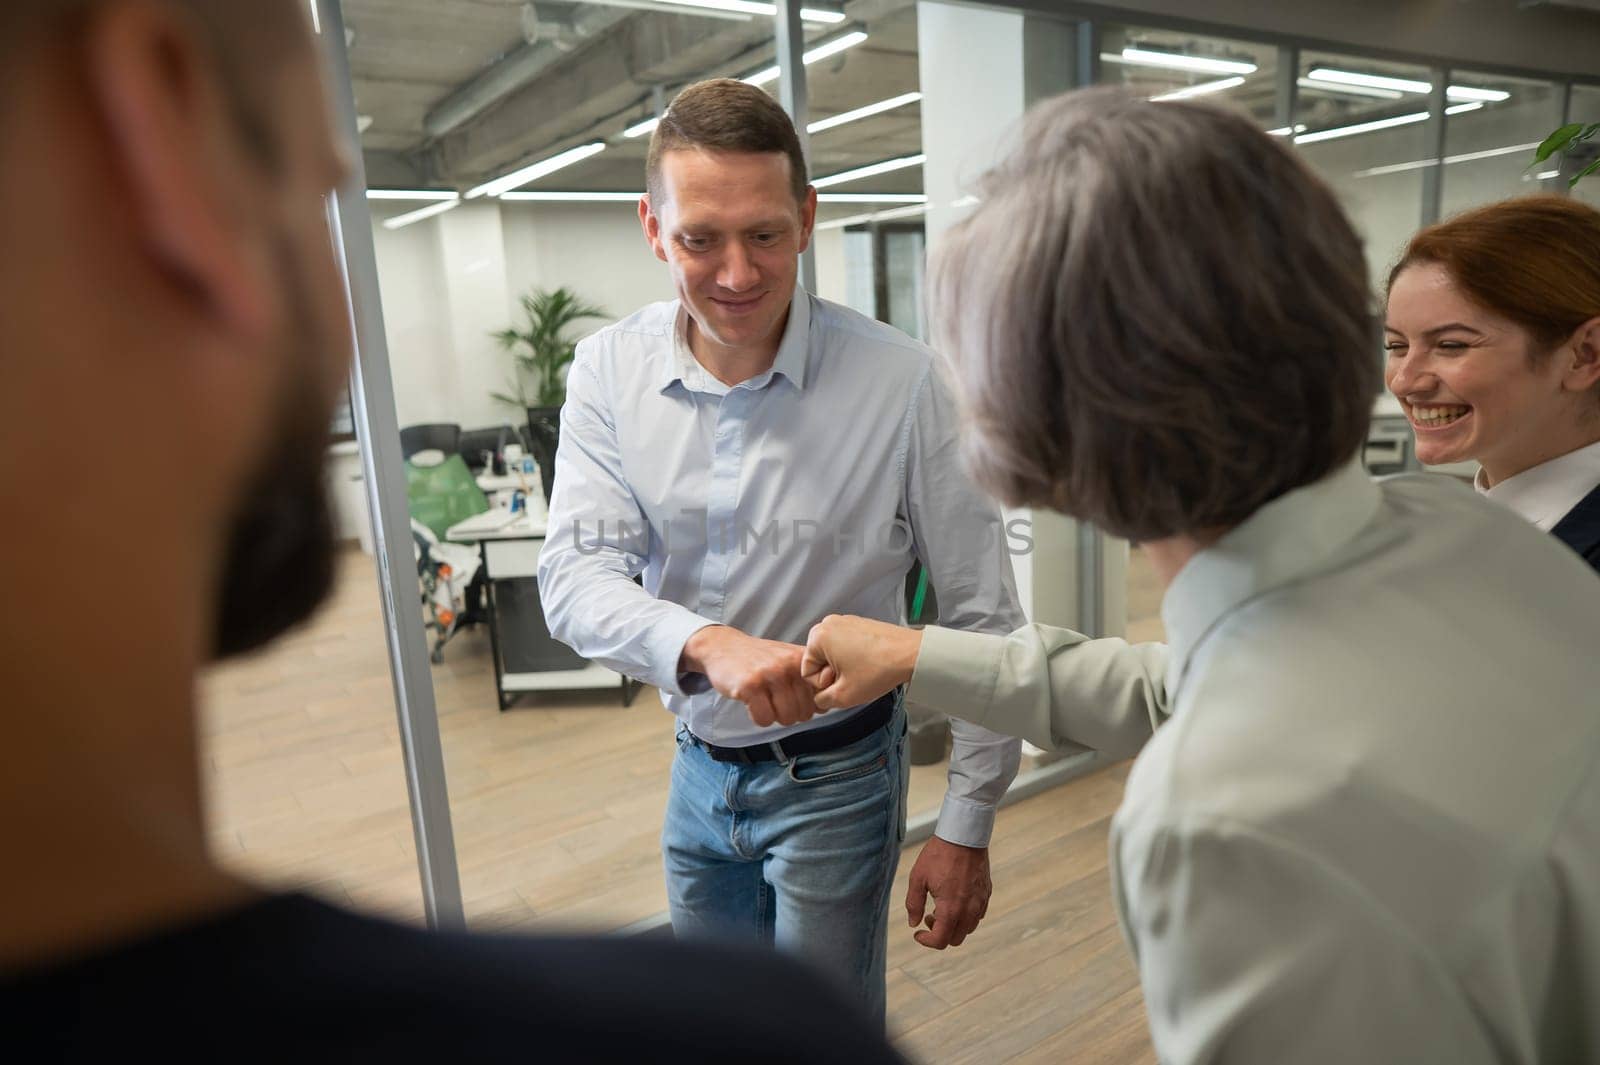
[{"xmin": 1475, "ymin": 438, "xmax": 1600, "ymax": 531}]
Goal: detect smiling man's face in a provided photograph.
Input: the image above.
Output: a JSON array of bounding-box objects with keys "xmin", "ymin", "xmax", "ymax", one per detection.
[{"xmin": 642, "ymin": 147, "xmax": 815, "ymax": 362}]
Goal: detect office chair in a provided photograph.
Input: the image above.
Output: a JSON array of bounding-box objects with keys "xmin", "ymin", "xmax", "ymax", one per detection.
[
  {"xmin": 458, "ymin": 425, "xmax": 519, "ymax": 473},
  {"xmin": 399, "ymin": 423, "xmax": 462, "ymax": 463}
]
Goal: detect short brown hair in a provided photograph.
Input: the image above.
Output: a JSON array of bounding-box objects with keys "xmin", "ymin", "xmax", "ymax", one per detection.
[
  {"xmin": 930, "ymin": 87, "xmax": 1379, "ymax": 542},
  {"xmin": 646, "ymin": 79, "xmax": 809, "ymax": 205},
  {"xmin": 1388, "ymin": 195, "xmax": 1600, "ymax": 356}
]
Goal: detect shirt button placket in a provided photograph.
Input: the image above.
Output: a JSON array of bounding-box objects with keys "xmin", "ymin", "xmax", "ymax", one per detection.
[{"xmin": 699, "ymin": 391, "xmax": 747, "ymax": 623}]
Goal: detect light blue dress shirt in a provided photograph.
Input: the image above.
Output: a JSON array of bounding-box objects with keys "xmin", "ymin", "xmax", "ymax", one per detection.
[{"xmin": 538, "ymin": 289, "xmax": 1025, "ymax": 845}]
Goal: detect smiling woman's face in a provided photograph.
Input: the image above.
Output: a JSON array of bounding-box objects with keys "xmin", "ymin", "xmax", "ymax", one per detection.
[{"xmin": 1384, "ymin": 261, "xmax": 1581, "ymax": 483}]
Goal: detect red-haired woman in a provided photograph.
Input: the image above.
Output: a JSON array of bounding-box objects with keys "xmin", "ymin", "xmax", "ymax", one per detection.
[{"xmin": 1385, "ymin": 195, "xmax": 1600, "ymax": 571}]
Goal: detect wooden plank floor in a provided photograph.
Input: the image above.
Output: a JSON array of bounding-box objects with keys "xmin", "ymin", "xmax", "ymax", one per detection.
[{"xmin": 198, "ymin": 546, "xmax": 1156, "ymax": 1062}]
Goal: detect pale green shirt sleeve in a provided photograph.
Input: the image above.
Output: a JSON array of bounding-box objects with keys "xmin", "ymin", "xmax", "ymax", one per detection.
[{"xmin": 906, "ymin": 623, "xmax": 1171, "ymax": 760}]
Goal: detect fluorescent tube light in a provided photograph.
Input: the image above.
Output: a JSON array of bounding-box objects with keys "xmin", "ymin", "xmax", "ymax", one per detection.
[
  {"xmin": 808, "ymin": 91, "xmax": 922, "ymax": 133},
  {"xmin": 1119, "ymin": 47, "xmax": 1257, "ymax": 76},
  {"xmin": 1305, "ymin": 67, "xmax": 1429, "ymax": 95},
  {"xmin": 1294, "ymin": 111, "xmax": 1430, "ymax": 145},
  {"xmin": 1150, "ymin": 76, "xmax": 1246, "ymax": 101},
  {"xmin": 624, "ymin": 116, "xmax": 661, "ymax": 138},
  {"xmin": 644, "ymin": 0, "xmax": 845, "ymax": 22},
  {"xmin": 382, "ymin": 201, "xmax": 460, "ymax": 230},
  {"xmin": 797, "ymin": 28, "xmax": 866, "ymax": 62},
  {"xmin": 816, "ymin": 204, "xmax": 929, "ymax": 231},
  {"xmin": 1268, "ymin": 124, "xmax": 1309, "ymax": 136},
  {"xmin": 812, "ymin": 153, "xmax": 925, "ymax": 189},
  {"xmin": 1534, "ymin": 169, "xmax": 1562, "ymax": 180},
  {"xmin": 499, "ymin": 191, "xmax": 643, "ymax": 202},
  {"xmin": 1306, "ymin": 67, "xmax": 1511, "ymax": 103},
  {"xmin": 308, "ymin": 0, "xmax": 320, "ymax": 33},
  {"xmin": 743, "ymin": 30, "xmax": 869, "ymax": 86},
  {"xmin": 466, "ymin": 142, "xmax": 608, "ymax": 199},
  {"xmin": 1295, "ymin": 102, "xmax": 1483, "ymax": 146},
  {"xmin": 1445, "ymin": 85, "xmax": 1512, "ymax": 103},
  {"xmin": 495, "ymin": 191, "xmax": 927, "ymax": 204},
  {"xmin": 1352, "ymin": 140, "xmax": 1543, "ymax": 178},
  {"xmin": 367, "ymin": 189, "xmax": 460, "ymax": 202},
  {"xmin": 819, "ymin": 193, "xmax": 926, "ymax": 203},
  {"xmin": 1296, "ymin": 76, "xmax": 1403, "ymax": 101}
]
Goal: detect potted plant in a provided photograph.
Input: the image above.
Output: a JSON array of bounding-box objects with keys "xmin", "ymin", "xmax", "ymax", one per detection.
[{"xmin": 492, "ymin": 287, "xmax": 608, "ymax": 502}]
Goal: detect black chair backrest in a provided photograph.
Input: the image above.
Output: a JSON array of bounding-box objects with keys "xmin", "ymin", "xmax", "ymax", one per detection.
[
  {"xmin": 399, "ymin": 423, "xmax": 461, "ymax": 461},
  {"xmin": 458, "ymin": 426, "xmax": 516, "ymax": 471}
]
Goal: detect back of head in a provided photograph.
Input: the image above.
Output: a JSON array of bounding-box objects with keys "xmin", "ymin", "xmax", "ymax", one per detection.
[
  {"xmin": 646, "ymin": 78, "xmax": 809, "ymax": 205},
  {"xmin": 1388, "ymin": 195, "xmax": 1600, "ymax": 354},
  {"xmin": 930, "ymin": 86, "xmax": 1379, "ymax": 542}
]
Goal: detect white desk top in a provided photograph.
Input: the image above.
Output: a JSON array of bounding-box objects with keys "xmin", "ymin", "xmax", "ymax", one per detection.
[
  {"xmin": 476, "ymin": 470, "xmax": 544, "ymax": 495},
  {"xmin": 446, "ymin": 509, "xmax": 547, "ymax": 542}
]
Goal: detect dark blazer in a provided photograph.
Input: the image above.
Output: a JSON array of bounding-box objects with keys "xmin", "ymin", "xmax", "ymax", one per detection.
[{"xmin": 1552, "ymin": 481, "xmax": 1600, "ymax": 574}]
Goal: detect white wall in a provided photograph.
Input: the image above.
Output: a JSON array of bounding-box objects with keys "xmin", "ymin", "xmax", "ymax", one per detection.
[
  {"xmin": 372, "ymin": 200, "xmax": 871, "ymax": 433},
  {"xmin": 370, "ymin": 207, "xmax": 456, "ymax": 430},
  {"xmin": 371, "ymin": 202, "xmax": 669, "ymax": 433},
  {"xmin": 499, "ymin": 202, "xmax": 674, "ymax": 348}
]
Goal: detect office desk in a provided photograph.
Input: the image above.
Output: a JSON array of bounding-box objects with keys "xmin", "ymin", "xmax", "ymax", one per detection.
[{"xmin": 446, "ymin": 509, "xmax": 636, "ymax": 710}]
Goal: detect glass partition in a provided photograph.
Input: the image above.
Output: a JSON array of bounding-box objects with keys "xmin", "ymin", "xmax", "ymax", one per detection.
[
  {"xmin": 1097, "ymin": 25, "xmax": 1279, "ymax": 127},
  {"xmin": 1440, "ymin": 71, "xmax": 1565, "ymax": 217},
  {"xmin": 1571, "ymin": 84, "xmax": 1600, "ymax": 210},
  {"xmin": 1294, "ymin": 52, "xmax": 1437, "ymax": 293}
]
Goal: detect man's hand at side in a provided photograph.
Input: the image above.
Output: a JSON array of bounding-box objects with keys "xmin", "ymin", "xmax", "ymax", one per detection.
[
  {"xmin": 906, "ymin": 836, "xmax": 992, "ymax": 950},
  {"xmin": 681, "ymin": 625, "xmax": 820, "ymax": 728}
]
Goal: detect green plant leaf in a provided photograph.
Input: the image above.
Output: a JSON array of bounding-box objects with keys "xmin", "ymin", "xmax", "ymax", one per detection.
[
  {"xmin": 1535, "ymin": 123, "xmax": 1585, "ymax": 163},
  {"xmin": 490, "ymin": 286, "xmax": 609, "ymax": 407},
  {"xmin": 1571, "ymin": 156, "xmax": 1600, "ymax": 188}
]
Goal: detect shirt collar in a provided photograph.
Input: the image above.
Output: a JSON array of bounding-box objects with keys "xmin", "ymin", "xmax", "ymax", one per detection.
[
  {"xmin": 1474, "ymin": 439, "xmax": 1600, "ymax": 532},
  {"xmin": 1160, "ymin": 458, "xmax": 1382, "ymax": 703},
  {"xmin": 660, "ymin": 288, "xmax": 811, "ymax": 395}
]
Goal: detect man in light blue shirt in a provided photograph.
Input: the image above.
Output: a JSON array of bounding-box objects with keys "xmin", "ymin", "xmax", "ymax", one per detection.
[{"xmin": 537, "ymin": 79, "xmax": 1023, "ymax": 1020}]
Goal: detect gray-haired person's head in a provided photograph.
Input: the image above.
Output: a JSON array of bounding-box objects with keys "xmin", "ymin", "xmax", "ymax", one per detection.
[{"xmin": 930, "ymin": 87, "xmax": 1378, "ymax": 542}]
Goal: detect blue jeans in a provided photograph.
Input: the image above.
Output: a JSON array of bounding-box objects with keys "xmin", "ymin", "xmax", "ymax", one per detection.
[{"xmin": 663, "ymin": 704, "xmax": 910, "ymax": 1025}]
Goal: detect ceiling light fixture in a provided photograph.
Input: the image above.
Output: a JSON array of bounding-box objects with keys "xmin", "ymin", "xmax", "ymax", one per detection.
[
  {"xmin": 367, "ymin": 189, "xmax": 461, "ymax": 202},
  {"xmin": 644, "ymin": 0, "xmax": 846, "ymax": 23},
  {"xmin": 494, "ymin": 191, "xmax": 927, "ymax": 204},
  {"xmin": 1352, "ymin": 140, "xmax": 1544, "ymax": 178},
  {"xmin": 499, "ymin": 191, "xmax": 643, "ymax": 202},
  {"xmin": 1150, "ymin": 76, "xmax": 1246, "ymax": 101},
  {"xmin": 1305, "ymin": 67, "xmax": 1512, "ymax": 103},
  {"xmin": 1294, "ymin": 101, "xmax": 1482, "ymax": 145},
  {"xmin": 743, "ymin": 30, "xmax": 869, "ymax": 86},
  {"xmin": 466, "ymin": 142, "xmax": 608, "ymax": 199},
  {"xmin": 1296, "ymin": 76, "xmax": 1404, "ymax": 101},
  {"xmin": 815, "ymin": 204, "xmax": 930, "ymax": 231},
  {"xmin": 812, "ymin": 153, "xmax": 925, "ymax": 189},
  {"xmin": 1116, "ymin": 47, "xmax": 1257, "ymax": 76},
  {"xmin": 382, "ymin": 201, "xmax": 461, "ymax": 230},
  {"xmin": 808, "ymin": 91, "xmax": 922, "ymax": 133}
]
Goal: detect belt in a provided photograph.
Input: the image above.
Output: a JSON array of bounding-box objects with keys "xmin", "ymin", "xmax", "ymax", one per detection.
[{"xmin": 692, "ymin": 690, "xmax": 898, "ymax": 765}]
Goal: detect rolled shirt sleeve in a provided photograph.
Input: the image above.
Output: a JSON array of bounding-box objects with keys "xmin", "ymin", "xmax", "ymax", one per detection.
[{"xmin": 901, "ymin": 367, "xmax": 1028, "ymax": 847}]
